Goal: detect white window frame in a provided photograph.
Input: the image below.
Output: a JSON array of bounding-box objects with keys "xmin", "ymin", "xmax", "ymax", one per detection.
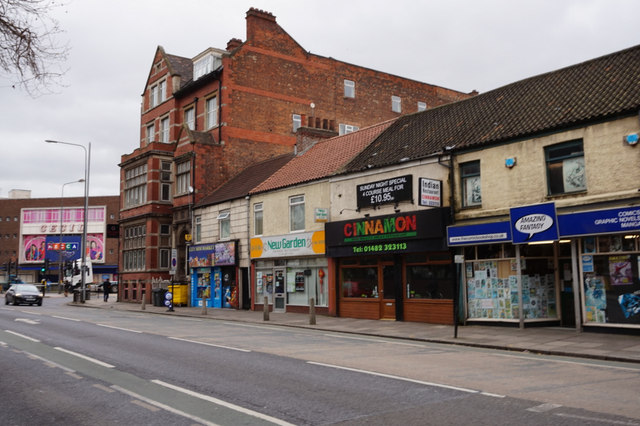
[
  {"xmin": 124, "ymin": 164, "xmax": 147, "ymax": 208},
  {"xmin": 185, "ymin": 107, "xmax": 195, "ymax": 130},
  {"xmin": 253, "ymin": 203, "xmax": 263, "ymax": 236},
  {"xmin": 339, "ymin": 123, "xmax": 359, "ymax": 136},
  {"xmin": 146, "ymin": 123, "xmax": 154, "ymax": 144},
  {"xmin": 158, "ymin": 80, "xmax": 166, "ymax": 103},
  {"xmin": 150, "ymin": 85, "xmax": 158, "ymax": 108},
  {"xmin": 392, "ymin": 95, "xmax": 402, "ymax": 113},
  {"xmin": 218, "ymin": 210, "xmax": 230, "ymax": 240},
  {"xmin": 160, "ymin": 117, "xmax": 170, "ymax": 143},
  {"xmin": 176, "ymin": 161, "xmax": 190, "ymax": 195},
  {"xmin": 289, "ymin": 195, "xmax": 305, "ymax": 232},
  {"xmin": 195, "ymin": 216, "xmax": 202, "ymax": 243},
  {"xmin": 206, "ymin": 96, "xmax": 218, "ymax": 129},
  {"xmin": 292, "ymin": 114, "xmax": 301, "ymax": 133},
  {"xmin": 344, "ymin": 79, "xmax": 355, "ymax": 98},
  {"xmin": 417, "ymin": 101, "xmax": 427, "ymax": 112}
]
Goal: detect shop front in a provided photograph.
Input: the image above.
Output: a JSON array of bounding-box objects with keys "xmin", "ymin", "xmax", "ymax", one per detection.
[
  {"xmin": 325, "ymin": 208, "xmax": 453, "ymax": 324},
  {"xmin": 250, "ymin": 231, "xmax": 327, "ymax": 314},
  {"xmin": 448, "ymin": 203, "xmax": 640, "ymax": 329},
  {"xmin": 189, "ymin": 241, "xmax": 238, "ymax": 308}
]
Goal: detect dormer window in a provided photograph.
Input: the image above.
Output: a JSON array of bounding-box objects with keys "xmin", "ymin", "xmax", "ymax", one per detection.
[{"xmin": 194, "ymin": 54, "xmax": 221, "ymax": 80}]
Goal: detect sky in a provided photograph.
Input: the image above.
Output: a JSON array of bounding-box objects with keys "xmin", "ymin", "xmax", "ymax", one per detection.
[{"xmin": 1, "ymin": 0, "xmax": 639, "ymax": 199}]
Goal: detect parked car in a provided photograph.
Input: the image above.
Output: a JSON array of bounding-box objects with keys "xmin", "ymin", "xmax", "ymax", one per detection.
[{"xmin": 5, "ymin": 284, "xmax": 43, "ymax": 306}]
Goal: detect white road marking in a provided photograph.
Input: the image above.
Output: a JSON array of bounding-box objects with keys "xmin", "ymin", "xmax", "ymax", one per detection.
[
  {"xmin": 112, "ymin": 385, "xmax": 220, "ymax": 426},
  {"xmin": 97, "ymin": 323, "xmax": 143, "ymax": 333},
  {"xmin": 93, "ymin": 383, "xmax": 116, "ymax": 393},
  {"xmin": 308, "ymin": 361, "xmax": 479, "ymax": 394},
  {"xmin": 20, "ymin": 310, "xmax": 42, "ymax": 315},
  {"xmin": 52, "ymin": 315, "xmax": 81, "ymax": 322},
  {"xmin": 153, "ymin": 379, "xmax": 296, "ymax": 426},
  {"xmin": 131, "ymin": 399, "xmax": 161, "ymax": 412},
  {"xmin": 527, "ymin": 402, "xmax": 562, "ymax": 412},
  {"xmin": 5, "ymin": 330, "xmax": 40, "ymax": 342},
  {"xmin": 54, "ymin": 347, "xmax": 115, "ymax": 368},
  {"xmin": 168, "ymin": 336, "xmax": 250, "ymax": 352},
  {"xmin": 493, "ymin": 352, "xmax": 640, "ymax": 372},
  {"xmin": 555, "ymin": 413, "xmax": 640, "ymax": 425},
  {"xmin": 15, "ymin": 318, "xmax": 39, "ymax": 324},
  {"xmin": 223, "ymin": 322, "xmax": 288, "ymax": 331},
  {"xmin": 323, "ymin": 333, "xmax": 428, "ymax": 348}
]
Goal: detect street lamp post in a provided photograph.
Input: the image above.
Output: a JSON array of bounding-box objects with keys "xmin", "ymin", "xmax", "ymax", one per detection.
[
  {"xmin": 57, "ymin": 179, "xmax": 84, "ymax": 293},
  {"xmin": 45, "ymin": 140, "xmax": 91, "ymax": 303}
]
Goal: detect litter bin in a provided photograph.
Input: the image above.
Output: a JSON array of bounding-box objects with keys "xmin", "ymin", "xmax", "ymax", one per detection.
[{"xmin": 153, "ymin": 288, "xmax": 166, "ymax": 306}]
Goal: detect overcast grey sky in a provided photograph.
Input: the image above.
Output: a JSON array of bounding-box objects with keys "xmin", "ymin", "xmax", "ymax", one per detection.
[{"xmin": 1, "ymin": 0, "xmax": 639, "ymax": 199}]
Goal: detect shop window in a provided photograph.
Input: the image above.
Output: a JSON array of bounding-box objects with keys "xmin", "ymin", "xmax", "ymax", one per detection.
[
  {"xmin": 545, "ymin": 140, "xmax": 585, "ymax": 195},
  {"xmin": 477, "ymin": 244, "xmax": 501, "ymax": 259},
  {"xmin": 463, "ymin": 246, "xmax": 476, "ymax": 261},
  {"xmin": 341, "ymin": 267, "xmax": 378, "ymax": 298},
  {"xmin": 289, "ymin": 195, "xmax": 305, "ymax": 232},
  {"xmin": 461, "ymin": 160, "xmax": 481, "ymax": 207},
  {"xmin": 253, "ymin": 203, "xmax": 263, "ymax": 236},
  {"xmin": 406, "ymin": 265, "xmax": 453, "ymax": 299}
]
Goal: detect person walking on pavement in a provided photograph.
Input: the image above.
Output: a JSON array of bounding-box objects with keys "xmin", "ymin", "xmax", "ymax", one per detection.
[{"xmin": 100, "ymin": 278, "xmax": 112, "ymax": 302}]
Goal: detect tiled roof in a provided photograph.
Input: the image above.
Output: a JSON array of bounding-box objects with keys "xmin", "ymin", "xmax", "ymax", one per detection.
[
  {"xmin": 346, "ymin": 44, "xmax": 640, "ymax": 171},
  {"xmin": 166, "ymin": 54, "xmax": 193, "ymax": 89},
  {"xmin": 195, "ymin": 154, "xmax": 294, "ymax": 207},
  {"xmin": 250, "ymin": 119, "xmax": 396, "ymax": 194}
]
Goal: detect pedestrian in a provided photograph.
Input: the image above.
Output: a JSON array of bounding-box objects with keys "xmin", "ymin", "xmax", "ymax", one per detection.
[{"xmin": 101, "ymin": 278, "xmax": 112, "ymax": 302}]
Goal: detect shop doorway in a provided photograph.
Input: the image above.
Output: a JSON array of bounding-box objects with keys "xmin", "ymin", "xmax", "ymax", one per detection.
[
  {"xmin": 273, "ymin": 268, "xmax": 286, "ymax": 312},
  {"xmin": 381, "ymin": 262, "xmax": 402, "ymax": 320}
]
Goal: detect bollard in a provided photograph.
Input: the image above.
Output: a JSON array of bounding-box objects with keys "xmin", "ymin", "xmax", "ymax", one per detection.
[
  {"xmin": 202, "ymin": 297, "xmax": 208, "ymax": 315},
  {"xmin": 141, "ymin": 291, "xmax": 146, "ymax": 310},
  {"xmin": 309, "ymin": 297, "xmax": 316, "ymax": 325},
  {"xmin": 263, "ymin": 296, "xmax": 269, "ymax": 321}
]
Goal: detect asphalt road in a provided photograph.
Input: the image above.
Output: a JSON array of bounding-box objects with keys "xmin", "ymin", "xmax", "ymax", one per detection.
[{"xmin": 1, "ymin": 296, "xmax": 639, "ymax": 425}]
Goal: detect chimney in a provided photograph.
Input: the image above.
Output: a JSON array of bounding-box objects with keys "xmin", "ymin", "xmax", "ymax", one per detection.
[
  {"xmin": 226, "ymin": 38, "xmax": 242, "ymax": 51},
  {"xmin": 245, "ymin": 8, "xmax": 277, "ymax": 42}
]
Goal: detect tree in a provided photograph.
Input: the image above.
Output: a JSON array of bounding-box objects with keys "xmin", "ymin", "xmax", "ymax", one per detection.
[{"xmin": 0, "ymin": 0, "xmax": 68, "ymax": 96}]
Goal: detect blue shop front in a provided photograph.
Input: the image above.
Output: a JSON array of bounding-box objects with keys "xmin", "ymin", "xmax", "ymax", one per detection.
[
  {"xmin": 448, "ymin": 203, "xmax": 640, "ymax": 330},
  {"xmin": 188, "ymin": 241, "xmax": 238, "ymax": 308}
]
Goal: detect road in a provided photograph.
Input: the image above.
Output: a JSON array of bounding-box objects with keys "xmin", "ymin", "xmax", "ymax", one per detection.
[{"xmin": 1, "ymin": 295, "xmax": 639, "ymax": 425}]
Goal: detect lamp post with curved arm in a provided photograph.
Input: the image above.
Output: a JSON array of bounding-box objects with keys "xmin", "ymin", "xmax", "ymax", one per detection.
[
  {"xmin": 57, "ymin": 179, "xmax": 84, "ymax": 293},
  {"xmin": 45, "ymin": 140, "xmax": 91, "ymax": 303}
]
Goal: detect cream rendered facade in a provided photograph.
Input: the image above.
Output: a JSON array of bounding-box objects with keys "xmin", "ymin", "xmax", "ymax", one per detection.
[
  {"xmin": 450, "ymin": 115, "xmax": 640, "ymax": 328},
  {"xmin": 250, "ymin": 181, "xmax": 330, "ymax": 312},
  {"xmin": 453, "ymin": 116, "xmax": 640, "ymax": 219}
]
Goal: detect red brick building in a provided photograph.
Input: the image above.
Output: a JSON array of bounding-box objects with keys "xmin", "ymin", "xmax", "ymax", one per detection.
[
  {"xmin": 0, "ymin": 191, "xmax": 119, "ymax": 284},
  {"xmin": 119, "ymin": 8, "xmax": 473, "ymax": 304}
]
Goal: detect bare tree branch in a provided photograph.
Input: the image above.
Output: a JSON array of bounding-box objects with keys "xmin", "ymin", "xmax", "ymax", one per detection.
[{"xmin": 0, "ymin": 0, "xmax": 69, "ymax": 96}]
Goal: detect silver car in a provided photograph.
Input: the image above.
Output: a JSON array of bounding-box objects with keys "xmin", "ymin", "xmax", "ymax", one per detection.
[{"xmin": 5, "ymin": 284, "xmax": 43, "ymax": 306}]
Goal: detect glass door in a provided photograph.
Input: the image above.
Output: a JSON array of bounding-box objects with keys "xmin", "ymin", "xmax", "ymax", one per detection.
[{"xmin": 273, "ymin": 268, "xmax": 286, "ymax": 312}]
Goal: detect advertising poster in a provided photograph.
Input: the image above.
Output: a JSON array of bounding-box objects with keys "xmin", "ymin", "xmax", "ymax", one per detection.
[
  {"xmin": 609, "ymin": 255, "xmax": 633, "ymax": 286},
  {"xmin": 22, "ymin": 235, "xmax": 46, "ymax": 262},
  {"xmin": 87, "ymin": 234, "xmax": 105, "ymax": 262}
]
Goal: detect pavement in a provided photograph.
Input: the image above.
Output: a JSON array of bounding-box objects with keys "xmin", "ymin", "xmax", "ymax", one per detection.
[{"xmin": 51, "ymin": 291, "xmax": 640, "ymax": 365}]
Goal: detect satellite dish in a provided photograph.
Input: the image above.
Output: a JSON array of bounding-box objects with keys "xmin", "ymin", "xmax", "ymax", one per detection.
[
  {"xmin": 310, "ymin": 102, "xmax": 315, "ymax": 109},
  {"xmin": 188, "ymin": 186, "xmax": 194, "ymax": 193}
]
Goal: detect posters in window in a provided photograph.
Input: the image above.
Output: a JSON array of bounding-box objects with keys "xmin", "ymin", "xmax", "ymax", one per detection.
[{"xmin": 562, "ymin": 157, "xmax": 586, "ymax": 192}]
